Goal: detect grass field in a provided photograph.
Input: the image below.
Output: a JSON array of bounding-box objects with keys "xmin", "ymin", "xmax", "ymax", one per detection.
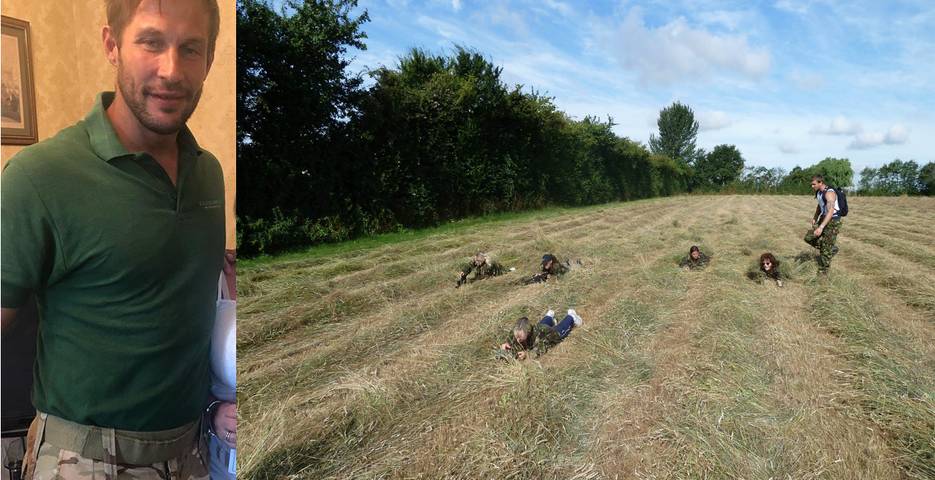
[{"xmin": 237, "ymin": 195, "xmax": 935, "ymax": 479}]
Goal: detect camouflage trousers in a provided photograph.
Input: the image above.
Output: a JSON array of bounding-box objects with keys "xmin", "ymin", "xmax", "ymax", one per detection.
[
  {"xmin": 25, "ymin": 413, "xmax": 208, "ymax": 480},
  {"xmin": 804, "ymin": 218, "xmax": 842, "ymax": 273}
]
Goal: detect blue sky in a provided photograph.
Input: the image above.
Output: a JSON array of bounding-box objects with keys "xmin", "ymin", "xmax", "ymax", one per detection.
[{"xmin": 337, "ymin": 0, "xmax": 934, "ymax": 178}]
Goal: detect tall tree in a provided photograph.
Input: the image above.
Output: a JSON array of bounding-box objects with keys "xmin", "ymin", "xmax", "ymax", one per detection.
[
  {"xmin": 237, "ymin": 0, "xmax": 370, "ymax": 220},
  {"xmin": 694, "ymin": 144, "xmax": 745, "ymax": 189},
  {"xmin": 921, "ymin": 161, "xmax": 935, "ymax": 195},
  {"xmin": 863, "ymin": 159, "xmax": 923, "ymax": 195},
  {"xmin": 812, "ymin": 157, "xmax": 854, "ymax": 189},
  {"xmin": 649, "ymin": 101, "xmax": 700, "ymax": 166},
  {"xmin": 859, "ymin": 167, "xmax": 878, "ymax": 192}
]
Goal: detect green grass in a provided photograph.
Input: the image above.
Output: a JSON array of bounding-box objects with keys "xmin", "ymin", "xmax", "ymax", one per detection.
[
  {"xmin": 811, "ymin": 276, "xmax": 935, "ymax": 479},
  {"xmin": 238, "ymin": 195, "xmax": 935, "ymax": 479},
  {"xmin": 239, "ymin": 202, "xmax": 645, "ymax": 269}
]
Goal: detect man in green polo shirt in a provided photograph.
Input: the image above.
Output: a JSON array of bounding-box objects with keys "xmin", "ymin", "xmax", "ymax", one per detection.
[{"xmin": 1, "ymin": 1, "xmax": 229, "ymax": 478}]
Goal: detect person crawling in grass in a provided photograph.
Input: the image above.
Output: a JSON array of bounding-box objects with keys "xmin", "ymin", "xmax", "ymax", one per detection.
[
  {"xmin": 758, "ymin": 252, "xmax": 782, "ymax": 287},
  {"xmin": 679, "ymin": 245, "xmax": 710, "ymax": 270},
  {"xmin": 499, "ymin": 308, "xmax": 583, "ymax": 360},
  {"xmin": 457, "ymin": 252, "xmax": 506, "ymax": 287},
  {"xmin": 523, "ymin": 253, "xmax": 575, "ymax": 285},
  {"xmin": 747, "ymin": 252, "xmax": 785, "ymax": 287}
]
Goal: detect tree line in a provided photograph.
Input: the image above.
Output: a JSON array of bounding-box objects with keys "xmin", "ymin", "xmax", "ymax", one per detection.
[
  {"xmin": 858, "ymin": 160, "xmax": 935, "ymax": 196},
  {"xmin": 236, "ymin": 0, "xmax": 932, "ymax": 256}
]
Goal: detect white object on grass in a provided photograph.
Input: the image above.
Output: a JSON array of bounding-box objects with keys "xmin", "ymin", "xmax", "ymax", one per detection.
[{"xmin": 212, "ymin": 272, "xmax": 236, "ymax": 401}]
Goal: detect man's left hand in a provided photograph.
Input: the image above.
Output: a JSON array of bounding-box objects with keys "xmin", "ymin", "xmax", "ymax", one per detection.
[
  {"xmin": 213, "ymin": 402, "xmax": 237, "ymax": 448},
  {"xmin": 223, "ymin": 250, "xmax": 236, "ymax": 300},
  {"xmin": 814, "ymin": 226, "xmax": 824, "ymax": 237},
  {"xmin": 517, "ymin": 351, "xmax": 527, "ymax": 360}
]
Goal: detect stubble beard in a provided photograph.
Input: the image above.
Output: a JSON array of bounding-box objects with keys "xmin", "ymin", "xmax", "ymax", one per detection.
[{"xmin": 116, "ymin": 62, "xmax": 202, "ymax": 135}]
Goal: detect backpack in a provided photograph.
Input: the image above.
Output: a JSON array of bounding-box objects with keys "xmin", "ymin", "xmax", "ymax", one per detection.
[{"xmin": 833, "ymin": 187, "xmax": 849, "ymax": 217}]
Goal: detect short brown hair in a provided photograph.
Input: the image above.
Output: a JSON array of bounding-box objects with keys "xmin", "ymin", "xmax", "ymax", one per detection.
[
  {"xmin": 811, "ymin": 174, "xmax": 825, "ymax": 183},
  {"xmin": 106, "ymin": 0, "xmax": 220, "ymax": 56}
]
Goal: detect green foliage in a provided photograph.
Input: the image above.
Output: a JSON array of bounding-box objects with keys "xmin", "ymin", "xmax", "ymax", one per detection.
[
  {"xmin": 812, "ymin": 157, "xmax": 854, "ymax": 189},
  {"xmin": 778, "ymin": 158, "xmax": 854, "ymax": 194},
  {"xmin": 859, "ymin": 159, "xmax": 926, "ymax": 195},
  {"xmin": 921, "ymin": 161, "xmax": 935, "ymax": 195},
  {"xmin": 649, "ymin": 154, "xmax": 690, "ymax": 196},
  {"xmin": 235, "ymin": 4, "xmax": 698, "ymax": 256},
  {"xmin": 648, "ymin": 102, "xmax": 700, "ymax": 167},
  {"xmin": 735, "ymin": 166, "xmax": 785, "ymax": 193},
  {"xmin": 693, "ymin": 144, "xmax": 745, "ymax": 190},
  {"xmin": 236, "ymin": 0, "xmax": 370, "ymax": 220}
]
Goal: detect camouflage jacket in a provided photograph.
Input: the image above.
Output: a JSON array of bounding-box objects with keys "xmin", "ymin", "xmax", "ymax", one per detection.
[
  {"xmin": 752, "ymin": 265, "xmax": 786, "ymax": 283},
  {"xmin": 504, "ymin": 323, "xmax": 562, "ymax": 358},
  {"xmin": 679, "ymin": 253, "xmax": 710, "ymax": 270},
  {"xmin": 545, "ymin": 260, "xmax": 570, "ymax": 277},
  {"xmin": 461, "ymin": 260, "xmax": 505, "ymax": 280},
  {"xmin": 761, "ymin": 266, "xmax": 782, "ymax": 280},
  {"xmin": 526, "ymin": 259, "xmax": 571, "ymax": 284}
]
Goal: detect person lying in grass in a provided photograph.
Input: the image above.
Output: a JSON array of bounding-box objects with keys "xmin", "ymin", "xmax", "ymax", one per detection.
[
  {"xmin": 457, "ymin": 252, "xmax": 506, "ymax": 287},
  {"xmin": 499, "ymin": 309, "xmax": 583, "ymax": 360},
  {"xmin": 749, "ymin": 252, "xmax": 785, "ymax": 287},
  {"xmin": 523, "ymin": 253, "xmax": 577, "ymax": 284},
  {"xmin": 679, "ymin": 245, "xmax": 710, "ymax": 270}
]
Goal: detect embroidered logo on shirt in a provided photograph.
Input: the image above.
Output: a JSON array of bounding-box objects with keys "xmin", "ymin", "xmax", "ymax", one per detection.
[{"xmin": 199, "ymin": 199, "xmax": 222, "ymax": 209}]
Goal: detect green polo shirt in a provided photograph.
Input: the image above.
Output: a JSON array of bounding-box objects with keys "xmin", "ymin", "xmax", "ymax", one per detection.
[{"xmin": 1, "ymin": 92, "xmax": 225, "ymax": 431}]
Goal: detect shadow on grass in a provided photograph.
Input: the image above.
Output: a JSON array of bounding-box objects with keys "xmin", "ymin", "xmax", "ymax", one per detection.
[{"xmin": 793, "ymin": 251, "xmax": 816, "ymax": 264}]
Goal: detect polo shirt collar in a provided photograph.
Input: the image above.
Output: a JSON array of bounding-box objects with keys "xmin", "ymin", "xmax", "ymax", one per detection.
[{"xmin": 86, "ymin": 91, "xmax": 204, "ymax": 162}]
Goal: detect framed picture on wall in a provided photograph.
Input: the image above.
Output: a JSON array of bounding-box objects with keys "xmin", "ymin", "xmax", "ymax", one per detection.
[{"xmin": 2, "ymin": 15, "xmax": 38, "ymax": 145}]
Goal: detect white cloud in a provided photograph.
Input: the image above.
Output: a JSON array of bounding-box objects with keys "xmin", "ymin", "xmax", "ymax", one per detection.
[
  {"xmin": 883, "ymin": 124, "xmax": 909, "ymax": 144},
  {"xmin": 698, "ymin": 110, "xmax": 733, "ymax": 130},
  {"xmin": 541, "ymin": 0, "xmax": 573, "ymax": 17},
  {"xmin": 477, "ymin": 3, "xmax": 530, "ymax": 36},
  {"xmin": 416, "ymin": 15, "xmax": 465, "ymax": 40},
  {"xmin": 847, "ymin": 124, "xmax": 910, "ymax": 149},
  {"xmin": 811, "ymin": 115, "xmax": 863, "ymax": 135},
  {"xmin": 774, "ymin": 0, "xmax": 809, "ymax": 15},
  {"xmin": 778, "ymin": 141, "xmax": 800, "ymax": 154},
  {"xmin": 451, "ymin": 0, "xmax": 462, "ymax": 11},
  {"xmin": 849, "ymin": 132, "xmax": 885, "ymax": 149},
  {"xmin": 696, "ymin": 10, "xmax": 751, "ymax": 31},
  {"xmin": 613, "ymin": 8, "xmax": 771, "ymax": 85}
]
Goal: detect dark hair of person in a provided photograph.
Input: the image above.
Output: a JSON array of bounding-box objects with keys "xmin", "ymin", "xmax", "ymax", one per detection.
[
  {"xmin": 812, "ymin": 174, "xmax": 825, "ymax": 183},
  {"xmin": 690, "ymin": 245, "xmax": 700, "ymax": 254},
  {"xmin": 759, "ymin": 252, "xmax": 779, "ymax": 270}
]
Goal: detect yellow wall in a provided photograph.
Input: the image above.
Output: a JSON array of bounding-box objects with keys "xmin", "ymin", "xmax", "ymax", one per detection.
[{"xmin": 1, "ymin": 0, "xmax": 236, "ymax": 248}]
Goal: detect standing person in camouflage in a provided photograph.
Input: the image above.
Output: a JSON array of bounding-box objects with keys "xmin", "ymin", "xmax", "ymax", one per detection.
[
  {"xmin": 679, "ymin": 246, "xmax": 710, "ymax": 270},
  {"xmin": 499, "ymin": 308, "xmax": 584, "ymax": 360},
  {"xmin": 804, "ymin": 175, "xmax": 842, "ymax": 275},
  {"xmin": 524, "ymin": 253, "xmax": 570, "ymax": 284},
  {"xmin": 456, "ymin": 252, "xmax": 505, "ymax": 287},
  {"xmin": 1, "ymin": 1, "xmax": 231, "ymax": 479}
]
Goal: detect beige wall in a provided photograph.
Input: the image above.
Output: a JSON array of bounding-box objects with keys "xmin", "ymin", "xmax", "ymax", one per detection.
[{"xmin": 1, "ymin": 0, "xmax": 236, "ymax": 248}]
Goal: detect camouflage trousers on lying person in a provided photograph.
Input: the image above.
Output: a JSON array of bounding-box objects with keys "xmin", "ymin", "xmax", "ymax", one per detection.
[
  {"xmin": 803, "ymin": 218, "xmax": 842, "ymax": 273},
  {"xmin": 26, "ymin": 412, "xmax": 208, "ymax": 480}
]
